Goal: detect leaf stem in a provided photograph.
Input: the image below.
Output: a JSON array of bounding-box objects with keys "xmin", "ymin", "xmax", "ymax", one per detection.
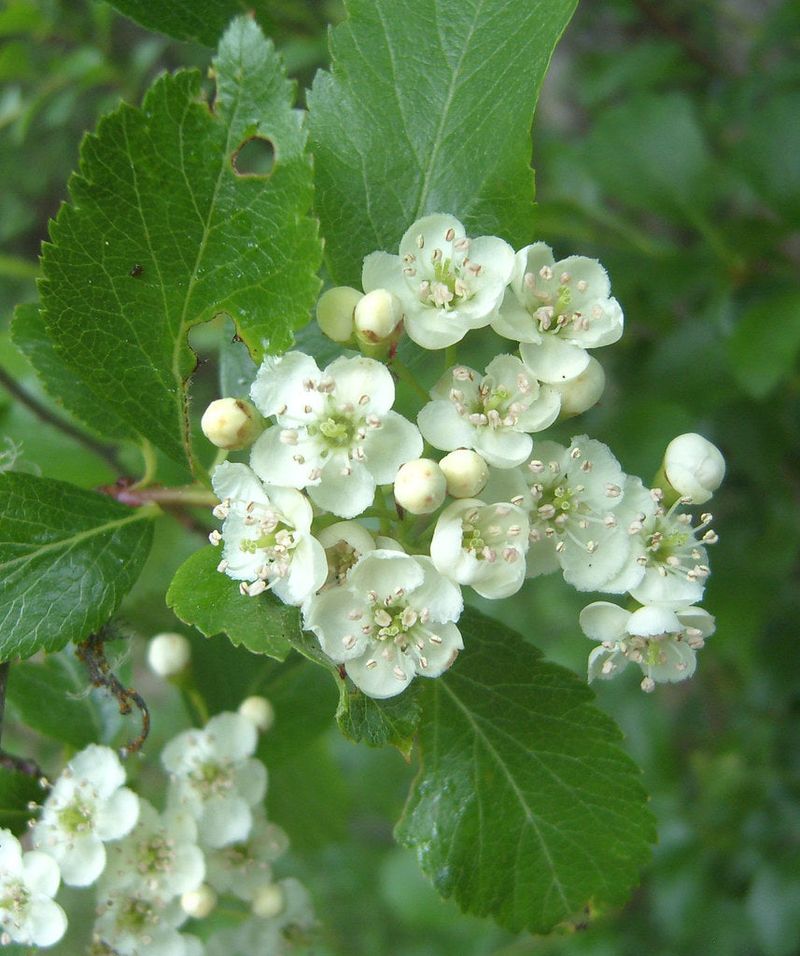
[
  {"xmin": 130, "ymin": 439, "xmax": 158, "ymax": 490},
  {"xmin": 0, "ymin": 366, "xmax": 124, "ymax": 476},
  {"xmin": 100, "ymin": 483, "xmax": 218, "ymax": 509}
]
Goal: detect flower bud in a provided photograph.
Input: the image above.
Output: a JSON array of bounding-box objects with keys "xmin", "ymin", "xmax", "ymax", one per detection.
[
  {"xmin": 147, "ymin": 632, "xmax": 190, "ymax": 677},
  {"xmin": 238, "ymin": 695, "xmax": 275, "ymax": 733},
  {"xmin": 439, "ymin": 449, "xmax": 489, "ymax": 498},
  {"xmin": 662, "ymin": 433, "xmax": 725, "ymax": 505},
  {"xmin": 354, "ymin": 289, "xmax": 403, "ymax": 344},
  {"xmin": 552, "ymin": 357, "xmax": 605, "ymax": 419},
  {"xmin": 316, "ymin": 286, "xmax": 362, "ymax": 343},
  {"xmin": 251, "ymin": 883, "xmax": 286, "ymax": 919},
  {"xmin": 201, "ymin": 398, "xmax": 263, "ymax": 451},
  {"xmin": 393, "ymin": 458, "xmax": 447, "ymax": 515},
  {"xmin": 181, "ymin": 884, "xmax": 217, "ymax": 920}
]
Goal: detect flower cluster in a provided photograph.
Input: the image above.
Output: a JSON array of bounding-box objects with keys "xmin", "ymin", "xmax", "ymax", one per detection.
[
  {"xmin": 205, "ymin": 213, "xmax": 724, "ymax": 698},
  {"xmin": 1, "ymin": 699, "xmax": 314, "ymax": 953}
]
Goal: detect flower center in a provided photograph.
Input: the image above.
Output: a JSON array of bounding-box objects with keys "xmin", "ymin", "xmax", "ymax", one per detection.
[
  {"xmin": 138, "ymin": 834, "xmax": 175, "ymax": 876},
  {"xmin": 0, "ymin": 880, "xmax": 30, "ymax": 919},
  {"xmin": 191, "ymin": 761, "xmax": 234, "ymax": 798},
  {"xmin": 461, "ymin": 505, "xmax": 524, "ymax": 562},
  {"xmin": 58, "ymin": 798, "xmax": 94, "ymax": 835},
  {"xmin": 523, "ymin": 268, "xmax": 590, "ymax": 335},
  {"xmin": 114, "ymin": 897, "xmax": 159, "ymax": 934},
  {"xmin": 318, "ymin": 414, "xmax": 356, "ymax": 447}
]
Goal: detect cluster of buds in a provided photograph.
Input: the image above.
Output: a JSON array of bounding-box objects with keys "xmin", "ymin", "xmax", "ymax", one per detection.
[{"xmin": 204, "ymin": 214, "xmax": 724, "ymax": 699}]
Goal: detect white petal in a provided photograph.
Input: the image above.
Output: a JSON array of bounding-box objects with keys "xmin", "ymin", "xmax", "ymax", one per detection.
[
  {"xmin": 350, "ymin": 550, "xmax": 425, "ymax": 598},
  {"xmin": 630, "ymin": 567, "xmax": 705, "ymax": 607},
  {"xmin": 627, "ymin": 605, "xmax": 682, "ymax": 638},
  {"xmin": 94, "ymin": 787, "xmax": 140, "ymax": 841},
  {"xmin": 326, "ymin": 355, "xmax": 396, "ymax": 416},
  {"xmin": 59, "ymin": 836, "xmax": 106, "ymax": 886},
  {"xmin": 364, "ymin": 411, "xmax": 423, "ymax": 483},
  {"xmin": 250, "ymin": 427, "xmax": 314, "ymax": 489},
  {"xmin": 362, "ymin": 250, "xmax": 406, "ymax": 297},
  {"xmin": 399, "ymin": 214, "xmax": 465, "ymax": 259},
  {"xmin": 645, "ymin": 640, "xmax": 697, "ymax": 684},
  {"xmin": 403, "ymin": 308, "xmax": 473, "ymax": 350},
  {"xmin": 211, "ymin": 461, "xmax": 267, "ymax": 506},
  {"xmin": 250, "ymin": 351, "xmax": 321, "ymax": 418},
  {"xmin": 263, "ymin": 485, "xmax": 313, "ymax": 533},
  {"xmin": 233, "ymin": 759, "xmax": 268, "ymax": 806},
  {"xmin": 579, "ymin": 602, "xmax": 630, "ymax": 643},
  {"xmin": 0, "ymin": 828, "xmax": 22, "ymax": 872},
  {"xmin": 408, "ymin": 556, "xmax": 463, "ymax": 623},
  {"xmin": 474, "ymin": 428, "xmax": 532, "ymax": 469},
  {"xmin": 520, "ymin": 336, "xmax": 590, "ymax": 384},
  {"xmin": 676, "ymin": 606, "xmax": 716, "ymax": 638},
  {"xmin": 524, "ymin": 535, "xmax": 560, "ymax": 578},
  {"xmin": 273, "ymin": 534, "xmax": 327, "ymax": 606},
  {"xmin": 309, "ymin": 458, "xmax": 375, "ymax": 518},
  {"xmin": 67, "ymin": 744, "xmax": 125, "ymax": 796},
  {"xmin": 21, "ymin": 850, "xmax": 60, "ymax": 897},
  {"xmin": 303, "ymin": 588, "xmax": 369, "ymax": 661},
  {"xmin": 346, "ymin": 646, "xmax": 415, "ymax": 699},
  {"xmin": 417, "ymin": 400, "xmax": 474, "ymax": 451},
  {"xmin": 515, "ymin": 387, "xmax": 562, "ymax": 433},
  {"xmin": 201, "ymin": 796, "xmax": 252, "ymax": 849},
  {"xmin": 169, "ymin": 844, "xmax": 206, "ymax": 896},
  {"xmin": 470, "ymin": 556, "xmax": 527, "ymax": 600},
  {"xmin": 206, "ymin": 713, "xmax": 257, "ymax": 762},
  {"xmin": 418, "ymin": 622, "xmax": 464, "ymax": 677},
  {"xmin": 587, "ymin": 645, "xmax": 628, "ymax": 682},
  {"xmin": 491, "ymin": 289, "xmax": 540, "ymax": 342},
  {"xmin": 26, "ymin": 897, "xmax": 67, "ymax": 947}
]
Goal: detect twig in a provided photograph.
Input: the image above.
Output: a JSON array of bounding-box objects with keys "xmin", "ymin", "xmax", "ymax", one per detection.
[
  {"xmin": 75, "ymin": 629, "xmax": 150, "ymax": 757},
  {"xmin": 0, "ymin": 662, "xmax": 44, "ymax": 778},
  {"xmin": 0, "ymin": 366, "xmax": 124, "ymax": 476}
]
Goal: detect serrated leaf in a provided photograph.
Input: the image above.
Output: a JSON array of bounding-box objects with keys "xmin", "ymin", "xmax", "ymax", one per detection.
[
  {"xmin": 727, "ymin": 292, "xmax": 800, "ymax": 399},
  {"xmin": 396, "ymin": 607, "xmax": 655, "ymax": 933},
  {"xmin": 336, "ymin": 682, "xmax": 421, "ymax": 757},
  {"xmin": 0, "ymin": 770, "xmax": 44, "ymax": 835},
  {"xmin": 6, "ymin": 653, "xmax": 101, "ymax": 749},
  {"xmin": 0, "ymin": 474, "xmax": 155, "ymax": 662},
  {"xmin": 39, "ymin": 17, "xmax": 321, "ymax": 465},
  {"xmin": 11, "ymin": 302, "xmax": 132, "ymax": 442},
  {"xmin": 167, "ymin": 546, "xmax": 295, "ymax": 661},
  {"xmin": 308, "ymin": 0, "xmax": 578, "ymax": 285}
]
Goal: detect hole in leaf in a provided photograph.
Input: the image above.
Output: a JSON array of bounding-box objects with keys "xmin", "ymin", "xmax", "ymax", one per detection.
[{"xmin": 232, "ymin": 136, "xmax": 275, "ymax": 177}]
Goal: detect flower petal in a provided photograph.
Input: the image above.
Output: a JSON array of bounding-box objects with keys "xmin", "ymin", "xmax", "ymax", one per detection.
[
  {"xmin": 520, "ymin": 336, "xmax": 590, "ymax": 383},
  {"xmin": 417, "ymin": 400, "xmax": 474, "ymax": 451},
  {"xmin": 579, "ymin": 602, "xmax": 631, "ymax": 643},
  {"xmin": 310, "ymin": 458, "xmax": 375, "ymax": 518},
  {"xmin": 363, "ymin": 411, "xmax": 423, "ymax": 483},
  {"xmin": 94, "ymin": 787, "xmax": 140, "ymax": 841}
]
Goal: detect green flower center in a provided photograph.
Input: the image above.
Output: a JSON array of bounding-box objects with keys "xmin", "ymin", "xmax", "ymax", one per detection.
[{"xmin": 58, "ymin": 799, "xmax": 94, "ymax": 835}]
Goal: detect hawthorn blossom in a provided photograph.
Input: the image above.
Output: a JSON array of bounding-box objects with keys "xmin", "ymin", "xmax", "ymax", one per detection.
[
  {"xmin": 580, "ymin": 601, "xmax": 715, "ymax": 691},
  {"xmin": 249, "ymin": 352, "xmax": 422, "ymax": 518},
  {"xmin": 32, "ymin": 744, "xmax": 139, "ymax": 887},
  {"xmin": 0, "ymin": 828, "xmax": 67, "ymax": 947},
  {"xmin": 162, "ymin": 713, "xmax": 266, "ymax": 849},
  {"xmin": 492, "ymin": 243, "xmax": 623, "ymax": 382},
  {"xmin": 304, "ymin": 551, "xmax": 463, "ymax": 698},
  {"xmin": 362, "ymin": 214, "xmax": 514, "ymax": 349},
  {"xmin": 430, "ymin": 499, "xmax": 530, "ymax": 599},
  {"xmin": 418, "ymin": 357, "xmax": 560, "ymax": 468},
  {"xmin": 204, "ymin": 809, "xmax": 289, "ymax": 901},
  {"xmin": 93, "ymin": 894, "xmax": 195, "ymax": 956},
  {"xmin": 101, "ymin": 800, "xmax": 205, "ymax": 904},
  {"xmin": 211, "ymin": 461, "xmax": 327, "ymax": 606},
  {"xmin": 483, "ymin": 437, "xmax": 633, "ymax": 591}
]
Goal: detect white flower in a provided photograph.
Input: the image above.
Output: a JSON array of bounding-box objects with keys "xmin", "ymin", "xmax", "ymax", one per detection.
[
  {"xmin": 211, "ymin": 461, "xmax": 327, "ymax": 606},
  {"xmin": 206, "ymin": 878, "xmax": 314, "ymax": 956},
  {"xmin": 304, "ymin": 551, "xmax": 463, "ymax": 698},
  {"xmin": 162, "ymin": 713, "xmax": 267, "ymax": 849},
  {"xmin": 663, "ymin": 432, "xmax": 725, "ymax": 504},
  {"xmin": 101, "ymin": 799, "xmax": 205, "ymax": 904},
  {"xmin": 32, "ymin": 744, "xmax": 139, "ymax": 887},
  {"xmin": 93, "ymin": 894, "xmax": 193, "ymax": 956},
  {"xmin": 204, "ymin": 808, "xmax": 288, "ymax": 901},
  {"xmin": 249, "ymin": 353, "xmax": 422, "ymax": 519},
  {"xmin": 418, "ymin": 357, "xmax": 560, "ymax": 468},
  {"xmin": 430, "ymin": 499, "xmax": 530, "ymax": 599},
  {"xmin": 492, "ymin": 243, "xmax": 623, "ymax": 382},
  {"xmin": 580, "ymin": 601, "xmax": 715, "ymax": 691},
  {"xmin": 316, "ymin": 520, "xmax": 379, "ymax": 590},
  {"xmin": 0, "ymin": 828, "xmax": 67, "ymax": 947},
  {"xmin": 483, "ymin": 437, "xmax": 633, "ymax": 591},
  {"xmin": 362, "ymin": 214, "xmax": 514, "ymax": 350}
]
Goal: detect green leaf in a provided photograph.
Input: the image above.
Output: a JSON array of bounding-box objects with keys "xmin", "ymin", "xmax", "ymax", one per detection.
[
  {"xmin": 39, "ymin": 17, "xmax": 321, "ymax": 465},
  {"xmin": 395, "ymin": 607, "xmax": 655, "ymax": 933},
  {"xmin": 336, "ymin": 682, "xmax": 421, "ymax": 757},
  {"xmin": 6, "ymin": 653, "xmax": 101, "ymax": 750},
  {"xmin": 0, "ymin": 769, "xmax": 44, "ymax": 835},
  {"xmin": 727, "ymin": 292, "xmax": 800, "ymax": 399},
  {"xmin": 308, "ymin": 0, "xmax": 578, "ymax": 285},
  {"xmin": 0, "ymin": 474, "xmax": 155, "ymax": 662},
  {"xmin": 107, "ymin": 1, "xmax": 310, "ymax": 49},
  {"xmin": 167, "ymin": 546, "xmax": 295, "ymax": 661},
  {"xmin": 11, "ymin": 302, "xmax": 132, "ymax": 442}
]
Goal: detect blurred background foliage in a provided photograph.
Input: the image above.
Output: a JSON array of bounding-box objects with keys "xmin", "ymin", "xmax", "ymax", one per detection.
[{"xmin": 1, "ymin": 0, "xmax": 799, "ymax": 954}]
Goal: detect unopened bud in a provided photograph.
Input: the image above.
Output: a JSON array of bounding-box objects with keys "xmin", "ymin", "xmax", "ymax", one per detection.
[
  {"xmin": 251, "ymin": 882, "xmax": 286, "ymax": 919},
  {"xmin": 439, "ymin": 449, "xmax": 489, "ymax": 498},
  {"xmin": 393, "ymin": 458, "xmax": 447, "ymax": 515},
  {"xmin": 147, "ymin": 632, "xmax": 190, "ymax": 677},
  {"xmin": 662, "ymin": 433, "xmax": 725, "ymax": 505},
  {"xmin": 238, "ymin": 695, "xmax": 275, "ymax": 733},
  {"xmin": 316, "ymin": 286, "xmax": 362, "ymax": 343},
  {"xmin": 181, "ymin": 884, "xmax": 217, "ymax": 919},
  {"xmin": 201, "ymin": 398, "xmax": 263, "ymax": 450},
  {"xmin": 552, "ymin": 357, "xmax": 605, "ymax": 418},
  {"xmin": 354, "ymin": 289, "xmax": 403, "ymax": 344}
]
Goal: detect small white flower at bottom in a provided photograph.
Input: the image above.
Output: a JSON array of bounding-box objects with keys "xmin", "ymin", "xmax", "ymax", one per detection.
[
  {"xmin": 304, "ymin": 551, "xmax": 463, "ymax": 698},
  {"xmin": 93, "ymin": 894, "xmax": 193, "ymax": 956},
  {"xmin": 580, "ymin": 602, "xmax": 715, "ymax": 691},
  {"xmin": 32, "ymin": 744, "xmax": 139, "ymax": 887},
  {"xmin": 0, "ymin": 828, "xmax": 67, "ymax": 947},
  {"xmin": 204, "ymin": 809, "xmax": 289, "ymax": 902},
  {"xmin": 161, "ymin": 713, "xmax": 266, "ymax": 849}
]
